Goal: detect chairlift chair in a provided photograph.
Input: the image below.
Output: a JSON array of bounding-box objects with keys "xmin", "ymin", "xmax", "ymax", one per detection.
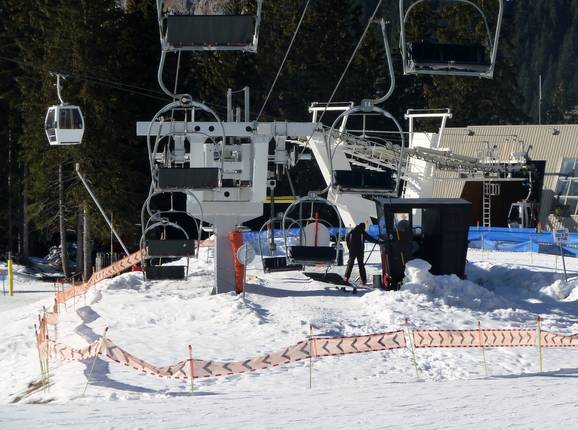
[
  {"xmin": 399, "ymin": 0, "xmax": 504, "ymax": 78},
  {"xmin": 333, "ymin": 169, "xmax": 396, "ymax": 195},
  {"xmin": 140, "ymin": 205, "xmax": 203, "ymax": 280},
  {"xmin": 258, "ymin": 216, "xmax": 303, "ymax": 273},
  {"xmin": 282, "ymin": 194, "xmax": 343, "ymax": 267},
  {"xmin": 140, "ymin": 220, "xmax": 194, "ymax": 281},
  {"xmin": 157, "ymin": 0, "xmax": 264, "ymax": 53},
  {"xmin": 45, "ymin": 74, "xmax": 85, "ymax": 146}
]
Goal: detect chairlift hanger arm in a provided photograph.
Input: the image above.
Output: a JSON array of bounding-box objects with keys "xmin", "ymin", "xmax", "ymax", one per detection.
[
  {"xmin": 55, "ymin": 73, "xmax": 65, "ymax": 105},
  {"xmin": 373, "ymin": 19, "xmax": 395, "ymax": 105}
]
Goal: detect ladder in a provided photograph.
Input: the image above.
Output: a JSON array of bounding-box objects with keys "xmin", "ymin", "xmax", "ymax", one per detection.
[{"xmin": 482, "ymin": 181, "xmax": 500, "ymax": 228}]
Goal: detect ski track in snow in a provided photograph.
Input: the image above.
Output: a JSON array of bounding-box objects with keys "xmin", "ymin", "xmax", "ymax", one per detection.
[{"xmin": 2, "ymin": 248, "xmax": 578, "ymax": 429}]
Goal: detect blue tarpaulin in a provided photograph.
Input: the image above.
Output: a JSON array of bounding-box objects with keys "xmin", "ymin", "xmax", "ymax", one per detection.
[
  {"xmin": 468, "ymin": 227, "xmax": 578, "ymax": 257},
  {"xmin": 242, "ymin": 226, "xmax": 578, "ymax": 258}
]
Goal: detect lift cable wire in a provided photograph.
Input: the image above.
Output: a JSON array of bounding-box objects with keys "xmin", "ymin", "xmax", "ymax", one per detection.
[
  {"xmin": 295, "ymin": 0, "xmax": 383, "ymax": 164},
  {"xmin": 256, "ymin": 0, "xmax": 311, "ymax": 121},
  {"xmin": 0, "ymin": 55, "xmax": 170, "ymax": 102},
  {"xmin": 0, "ymin": 54, "xmax": 239, "ymax": 116},
  {"xmin": 316, "ymin": 0, "xmax": 383, "ymax": 126}
]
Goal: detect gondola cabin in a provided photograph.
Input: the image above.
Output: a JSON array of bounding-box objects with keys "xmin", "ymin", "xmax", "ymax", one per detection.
[{"xmin": 45, "ymin": 105, "xmax": 85, "ymax": 146}]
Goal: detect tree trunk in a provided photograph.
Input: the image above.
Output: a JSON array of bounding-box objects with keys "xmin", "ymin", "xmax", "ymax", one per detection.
[
  {"xmin": 83, "ymin": 204, "xmax": 92, "ymax": 281},
  {"xmin": 7, "ymin": 127, "xmax": 13, "ymax": 258},
  {"xmin": 59, "ymin": 164, "xmax": 70, "ymax": 278},
  {"xmin": 21, "ymin": 166, "xmax": 29, "ymax": 259},
  {"xmin": 76, "ymin": 206, "xmax": 84, "ymax": 276}
]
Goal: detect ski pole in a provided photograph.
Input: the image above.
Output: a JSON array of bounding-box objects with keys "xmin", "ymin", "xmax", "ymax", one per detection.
[{"xmin": 354, "ymin": 242, "xmax": 378, "ymax": 283}]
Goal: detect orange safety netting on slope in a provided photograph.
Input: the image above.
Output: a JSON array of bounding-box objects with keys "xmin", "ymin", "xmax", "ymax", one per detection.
[
  {"xmin": 40, "ymin": 327, "xmax": 406, "ymax": 380},
  {"xmin": 36, "ymin": 305, "xmax": 578, "ymax": 383},
  {"xmin": 55, "ymin": 250, "xmax": 145, "ymax": 305},
  {"xmin": 412, "ymin": 329, "xmax": 578, "ymax": 348}
]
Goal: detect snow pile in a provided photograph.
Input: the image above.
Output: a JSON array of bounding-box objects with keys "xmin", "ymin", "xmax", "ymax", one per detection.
[
  {"xmin": 539, "ymin": 277, "xmax": 578, "ymax": 301},
  {"xmin": 401, "ymin": 259, "xmax": 507, "ymax": 311},
  {"xmin": 467, "ymin": 262, "xmax": 557, "ymax": 295}
]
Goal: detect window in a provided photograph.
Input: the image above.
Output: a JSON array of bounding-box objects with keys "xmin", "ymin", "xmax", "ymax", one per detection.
[
  {"xmin": 72, "ymin": 109, "xmax": 83, "ymax": 129},
  {"xmin": 555, "ymin": 158, "xmax": 578, "ymax": 216},
  {"xmin": 45, "ymin": 109, "xmax": 55, "ymax": 128},
  {"xmin": 45, "ymin": 109, "xmax": 56, "ymax": 141},
  {"xmin": 59, "ymin": 108, "xmax": 83, "ymax": 130}
]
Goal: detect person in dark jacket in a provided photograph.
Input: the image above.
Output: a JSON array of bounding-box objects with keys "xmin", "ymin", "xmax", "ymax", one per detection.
[{"xmin": 344, "ymin": 222, "xmax": 380, "ymax": 285}]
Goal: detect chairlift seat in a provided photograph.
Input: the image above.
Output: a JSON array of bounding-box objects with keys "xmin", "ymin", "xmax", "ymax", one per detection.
[
  {"xmin": 45, "ymin": 105, "xmax": 85, "ymax": 146},
  {"xmin": 333, "ymin": 170, "xmax": 395, "ymax": 194},
  {"xmin": 158, "ymin": 167, "xmax": 219, "ymax": 189},
  {"xmin": 408, "ymin": 42, "xmax": 491, "ymax": 72},
  {"xmin": 287, "ymin": 246, "xmax": 337, "ymax": 265},
  {"xmin": 146, "ymin": 239, "xmax": 195, "ymax": 257},
  {"xmin": 165, "ymin": 15, "xmax": 256, "ymax": 50},
  {"xmin": 262, "ymin": 256, "xmax": 303, "ymax": 273},
  {"xmin": 144, "ymin": 265, "xmax": 186, "ymax": 280}
]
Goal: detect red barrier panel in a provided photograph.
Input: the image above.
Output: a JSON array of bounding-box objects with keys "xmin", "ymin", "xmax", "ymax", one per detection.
[{"xmin": 228, "ymin": 231, "xmax": 244, "ymax": 295}]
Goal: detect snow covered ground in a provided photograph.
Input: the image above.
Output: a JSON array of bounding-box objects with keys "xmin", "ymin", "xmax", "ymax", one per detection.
[{"xmin": 1, "ymin": 248, "xmax": 578, "ymax": 429}]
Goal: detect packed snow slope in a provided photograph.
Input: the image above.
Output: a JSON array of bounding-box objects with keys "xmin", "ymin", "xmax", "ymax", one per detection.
[{"xmin": 1, "ymin": 248, "xmax": 578, "ymax": 429}]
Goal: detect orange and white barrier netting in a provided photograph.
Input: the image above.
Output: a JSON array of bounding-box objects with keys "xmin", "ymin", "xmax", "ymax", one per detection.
[
  {"xmin": 36, "ymin": 305, "xmax": 578, "ymax": 382},
  {"xmin": 38, "ymin": 313, "xmax": 406, "ymax": 379},
  {"xmin": 54, "ymin": 250, "xmax": 145, "ymax": 305},
  {"xmin": 32, "ymin": 250, "xmax": 578, "ymax": 383},
  {"xmin": 412, "ymin": 328, "xmax": 578, "ymax": 349}
]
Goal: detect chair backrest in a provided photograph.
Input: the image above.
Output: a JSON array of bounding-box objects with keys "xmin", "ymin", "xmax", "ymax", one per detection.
[
  {"xmin": 166, "ymin": 15, "xmax": 256, "ymax": 48},
  {"xmin": 146, "ymin": 239, "xmax": 196, "ymax": 257},
  {"xmin": 302, "ymin": 222, "xmax": 330, "ymax": 247},
  {"xmin": 409, "ymin": 42, "xmax": 490, "ymax": 66},
  {"xmin": 288, "ymin": 246, "xmax": 337, "ymax": 263}
]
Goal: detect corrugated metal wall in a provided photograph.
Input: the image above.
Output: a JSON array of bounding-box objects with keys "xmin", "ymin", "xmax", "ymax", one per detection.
[{"xmin": 431, "ymin": 125, "xmax": 578, "ymax": 226}]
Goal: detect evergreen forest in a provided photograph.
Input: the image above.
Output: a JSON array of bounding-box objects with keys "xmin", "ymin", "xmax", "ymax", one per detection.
[{"xmin": 0, "ymin": 0, "xmax": 577, "ymax": 263}]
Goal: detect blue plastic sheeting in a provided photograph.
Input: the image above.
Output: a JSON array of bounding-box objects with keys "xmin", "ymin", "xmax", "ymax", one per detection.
[
  {"xmin": 468, "ymin": 227, "xmax": 578, "ymax": 257},
  {"xmin": 242, "ymin": 226, "xmax": 578, "ymax": 259},
  {"xmin": 469, "ymin": 227, "xmax": 578, "ymax": 245},
  {"xmin": 242, "ymin": 226, "xmax": 380, "ymax": 258},
  {"xmin": 242, "ymin": 226, "xmax": 379, "ymax": 244}
]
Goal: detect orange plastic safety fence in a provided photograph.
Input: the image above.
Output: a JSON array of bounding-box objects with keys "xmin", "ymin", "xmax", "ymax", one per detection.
[
  {"xmin": 55, "ymin": 250, "xmax": 145, "ymax": 305},
  {"xmin": 36, "ymin": 314, "xmax": 578, "ymax": 382},
  {"xmin": 38, "ymin": 318, "xmax": 406, "ymax": 380},
  {"xmin": 412, "ymin": 328, "xmax": 578, "ymax": 349}
]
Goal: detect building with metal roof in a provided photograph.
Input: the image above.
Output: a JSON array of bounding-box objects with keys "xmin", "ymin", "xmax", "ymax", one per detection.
[{"xmin": 408, "ymin": 124, "xmax": 578, "ymax": 231}]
